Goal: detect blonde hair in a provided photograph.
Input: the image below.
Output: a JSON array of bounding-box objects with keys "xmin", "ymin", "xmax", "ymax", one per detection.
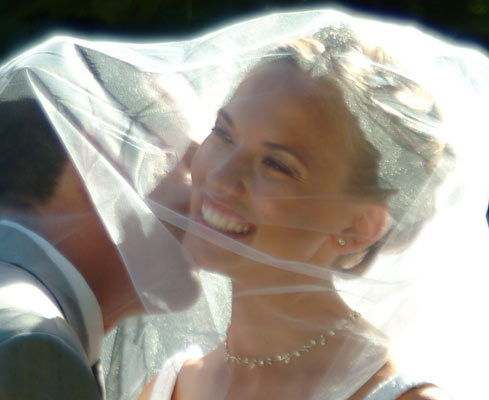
[{"xmin": 251, "ymin": 27, "xmax": 453, "ymax": 271}]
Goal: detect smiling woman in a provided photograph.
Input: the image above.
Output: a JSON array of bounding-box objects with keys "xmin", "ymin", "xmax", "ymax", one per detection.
[
  {"xmin": 132, "ymin": 11, "xmax": 489, "ymax": 400},
  {"xmin": 159, "ymin": 24, "xmax": 455, "ymax": 400}
]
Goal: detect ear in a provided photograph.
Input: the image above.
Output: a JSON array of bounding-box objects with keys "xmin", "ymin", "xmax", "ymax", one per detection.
[{"xmin": 333, "ymin": 204, "xmax": 391, "ymax": 254}]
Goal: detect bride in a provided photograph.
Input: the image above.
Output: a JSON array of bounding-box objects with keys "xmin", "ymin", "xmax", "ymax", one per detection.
[{"xmin": 140, "ymin": 24, "xmax": 463, "ymax": 400}]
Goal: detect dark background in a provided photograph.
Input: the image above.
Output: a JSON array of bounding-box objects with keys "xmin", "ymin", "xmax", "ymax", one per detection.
[
  {"xmin": 1, "ymin": 0, "xmax": 488, "ymax": 221},
  {"xmin": 1, "ymin": 0, "xmax": 489, "ymax": 62}
]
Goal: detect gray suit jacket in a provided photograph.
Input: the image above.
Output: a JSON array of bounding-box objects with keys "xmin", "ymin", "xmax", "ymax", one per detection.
[{"xmin": 0, "ymin": 223, "xmax": 104, "ymax": 400}]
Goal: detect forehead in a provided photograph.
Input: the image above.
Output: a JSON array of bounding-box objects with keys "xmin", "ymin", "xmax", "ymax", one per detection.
[
  {"xmin": 232, "ymin": 62, "xmax": 320, "ymax": 109},
  {"xmin": 226, "ymin": 62, "xmax": 351, "ymax": 165}
]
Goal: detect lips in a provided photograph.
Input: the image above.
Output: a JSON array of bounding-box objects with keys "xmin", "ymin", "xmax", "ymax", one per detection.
[{"xmin": 200, "ymin": 197, "xmax": 254, "ymax": 235}]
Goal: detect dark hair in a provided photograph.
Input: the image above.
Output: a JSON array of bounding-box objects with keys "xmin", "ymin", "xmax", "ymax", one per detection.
[{"xmin": 0, "ymin": 98, "xmax": 67, "ymax": 210}]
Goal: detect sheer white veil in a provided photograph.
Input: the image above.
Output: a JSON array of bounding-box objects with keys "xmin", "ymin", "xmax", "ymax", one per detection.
[{"xmin": 0, "ymin": 7, "xmax": 488, "ymax": 400}]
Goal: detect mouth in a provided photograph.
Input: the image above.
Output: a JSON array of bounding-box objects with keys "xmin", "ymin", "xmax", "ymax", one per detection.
[{"xmin": 199, "ymin": 197, "xmax": 255, "ymax": 235}]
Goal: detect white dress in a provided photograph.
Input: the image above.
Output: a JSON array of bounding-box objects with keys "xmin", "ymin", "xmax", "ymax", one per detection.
[{"xmin": 149, "ymin": 347, "xmax": 427, "ymax": 400}]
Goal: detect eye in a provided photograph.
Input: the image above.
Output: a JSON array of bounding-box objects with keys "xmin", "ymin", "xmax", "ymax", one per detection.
[
  {"xmin": 263, "ymin": 157, "xmax": 295, "ymax": 177},
  {"xmin": 211, "ymin": 126, "xmax": 233, "ymax": 144}
]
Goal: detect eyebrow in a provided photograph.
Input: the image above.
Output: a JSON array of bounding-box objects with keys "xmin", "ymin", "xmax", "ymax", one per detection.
[{"xmin": 218, "ymin": 108, "xmax": 307, "ymax": 166}]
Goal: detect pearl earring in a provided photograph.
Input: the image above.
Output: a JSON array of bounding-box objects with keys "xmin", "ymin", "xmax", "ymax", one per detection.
[{"xmin": 338, "ymin": 237, "xmax": 346, "ymax": 246}]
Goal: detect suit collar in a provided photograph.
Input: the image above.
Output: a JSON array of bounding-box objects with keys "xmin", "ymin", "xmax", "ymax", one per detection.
[{"xmin": 0, "ymin": 220, "xmax": 104, "ymax": 365}]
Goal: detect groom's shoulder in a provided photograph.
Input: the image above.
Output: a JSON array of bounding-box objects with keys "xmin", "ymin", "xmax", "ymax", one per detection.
[
  {"xmin": 0, "ymin": 262, "xmax": 102, "ymax": 399},
  {"xmin": 0, "ymin": 329, "xmax": 102, "ymax": 399}
]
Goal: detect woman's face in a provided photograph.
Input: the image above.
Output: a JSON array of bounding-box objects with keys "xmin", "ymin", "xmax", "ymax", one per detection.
[{"xmin": 184, "ymin": 62, "xmax": 358, "ymax": 274}]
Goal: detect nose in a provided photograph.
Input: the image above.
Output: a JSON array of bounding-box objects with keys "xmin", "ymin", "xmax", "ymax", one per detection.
[{"xmin": 205, "ymin": 152, "xmax": 249, "ymax": 197}]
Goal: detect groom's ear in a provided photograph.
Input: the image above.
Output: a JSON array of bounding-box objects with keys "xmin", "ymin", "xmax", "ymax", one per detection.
[{"xmin": 334, "ymin": 204, "xmax": 390, "ymax": 254}]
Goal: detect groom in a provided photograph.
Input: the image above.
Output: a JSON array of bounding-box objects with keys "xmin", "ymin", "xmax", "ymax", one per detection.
[{"xmin": 0, "ymin": 96, "xmax": 197, "ymax": 399}]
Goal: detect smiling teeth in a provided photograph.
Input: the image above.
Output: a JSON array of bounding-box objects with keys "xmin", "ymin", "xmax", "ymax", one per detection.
[{"xmin": 201, "ymin": 204, "xmax": 251, "ymax": 234}]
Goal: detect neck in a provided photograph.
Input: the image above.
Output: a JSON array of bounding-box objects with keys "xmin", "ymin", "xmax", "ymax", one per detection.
[
  {"xmin": 69, "ymin": 247, "xmax": 144, "ymax": 333},
  {"xmin": 48, "ymin": 216, "xmax": 144, "ymax": 333},
  {"xmin": 87, "ymin": 271, "xmax": 143, "ymax": 333},
  {"xmin": 226, "ymin": 276, "xmax": 357, "ymax": 368}
]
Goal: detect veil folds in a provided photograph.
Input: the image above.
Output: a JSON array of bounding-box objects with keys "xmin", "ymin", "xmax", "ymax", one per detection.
[{"xmin": 0, "ymin": 7, "xmax": 488, "ymax": 400}]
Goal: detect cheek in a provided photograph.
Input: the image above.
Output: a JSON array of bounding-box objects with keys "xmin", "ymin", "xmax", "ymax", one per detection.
[
  {"xmin": 252, "ymin": 222, "xmax": 327, "ymax": 262},
  {"xmin": 251, "ymin": 189, "xmax": 333, "ymax": 233},
  {"xmin": 250, "ymin": 196, "xmax": 327, "ymax": 261},
  {"xmin": 250, "ymin": 188, "xmax": 351, "ymax": 262},
  {"xmin": 279, "ymin": 191, "xmax": 350, "ymax": 235}
]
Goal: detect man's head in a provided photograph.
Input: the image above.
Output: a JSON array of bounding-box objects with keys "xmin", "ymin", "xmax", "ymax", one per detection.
[
  {"xmin": 0, "ymin": 98, "xmax": 143, "ymax": 330},
  {"xmin": 0, "ymin": 98, "xmax": 67, "ymax": 211}
]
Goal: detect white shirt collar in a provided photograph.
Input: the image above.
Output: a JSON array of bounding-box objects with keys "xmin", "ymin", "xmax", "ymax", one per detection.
[{"xmin": 0, "ymin": 220, "xmax": 104, "ymax": 365}]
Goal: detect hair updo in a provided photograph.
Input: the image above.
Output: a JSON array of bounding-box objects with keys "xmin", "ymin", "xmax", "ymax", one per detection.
[{"xmin": 251, "ymin": 25, "xmax": 454, "ymax": 270}]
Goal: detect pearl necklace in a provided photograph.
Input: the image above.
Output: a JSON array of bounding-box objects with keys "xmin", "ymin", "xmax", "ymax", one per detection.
[{"xmin": 224, "ymin": 311, "xmax": 360, "ymax": 369}]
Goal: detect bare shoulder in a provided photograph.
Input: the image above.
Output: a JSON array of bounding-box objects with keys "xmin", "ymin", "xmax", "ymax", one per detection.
[
  {"xmin": 398, "ymin": 385, "xmax": 453, "ymax": 400},
  {"xmin": 177, "ymin": 356, "xmax": 206, "ymax": 383},
  {"xmin": 173, "ymin": 346, "xmax": 227, "ymax": 400},
  {"xmin": 139, "ymin": 353, "xmax": 209, "ymax": 400},
  {"xmin": 138, "ymin": 376, "xmax": 156, "ymax": 400}
]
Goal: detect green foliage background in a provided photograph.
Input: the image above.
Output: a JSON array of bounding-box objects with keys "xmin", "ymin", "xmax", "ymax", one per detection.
[{"xmin": 1, "ymin": 0, "xmax": 488, "ymax": 62}]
